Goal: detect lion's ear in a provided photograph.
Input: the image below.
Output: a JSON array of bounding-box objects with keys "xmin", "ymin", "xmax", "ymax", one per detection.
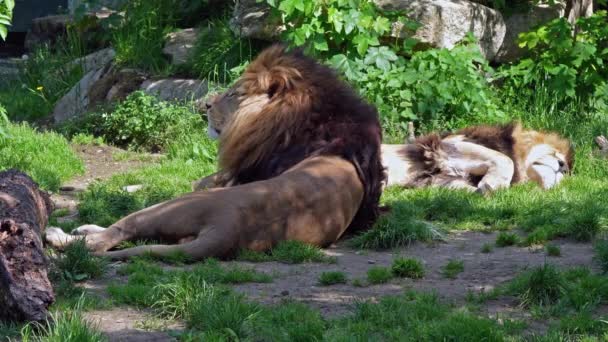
[{"xmin": 258, "ymin": 67, "xmax": 302, "ymax": 99}]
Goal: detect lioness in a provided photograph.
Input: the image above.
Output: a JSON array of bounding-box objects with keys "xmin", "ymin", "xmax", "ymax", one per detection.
[
  {"xmin": 382, "ymin": 123, "xmax": 573, "ymax": 192},
  {"xmin": 46, "ymin": 45, "xmax": 386, "ymax": 259}
]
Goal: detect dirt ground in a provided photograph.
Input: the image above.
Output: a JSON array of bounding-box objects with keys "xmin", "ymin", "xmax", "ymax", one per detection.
[{"xmin": 50, "ymin": 145, "xmax": 599, "ymax": 341}]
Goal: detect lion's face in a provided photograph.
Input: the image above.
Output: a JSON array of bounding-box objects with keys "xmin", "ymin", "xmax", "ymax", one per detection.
[{"xmin": 525, "ymin": 143, "xmax": 572, "ymax": 189}]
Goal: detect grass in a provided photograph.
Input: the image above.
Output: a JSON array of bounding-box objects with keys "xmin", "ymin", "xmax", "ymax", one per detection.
[
  {"xmin": 20, "ymin": 298, "xmax": 105, "ymax": 341},
  {"xmin": 496, "ymin": 232, "xmax": 519, "ymax": 247},
  {"xmin": 237, "ymin": 241, "xmax": 337, "ymax": 264},
  {"xmin": 481, "ymin": 243, "xmax": 493, "ymax": 253},
  {"xmin": 546, "ymin": 244, "xmax": 562, "ymax": 257},
  {"xmin": 367, "ymin": 266, "xmax": 394, "ymax": 284},
  {"xmin": 0, "ymin": 122, "xmax": 84, "ymax": 191},
  {"xmin": 51, "ymin": 239, "xmax": 108, "ymax": 281},
  {"xmin": 392, "ymin": 257, "xmax": 425, "ymax": 279},
  {"xmin": 318, "ymin": 271, "xmax": 348, "ymax": 286},
  {"xmin": 594, "ymin": 239, "xmax": 608, "ymax": 273},
  {"xmin": 442, "ymin": 259, "xmax": 465, "ymax": 279},
  {"xmin": 506, "ymin": 264, "xmax": 565, "ymax": 307}
]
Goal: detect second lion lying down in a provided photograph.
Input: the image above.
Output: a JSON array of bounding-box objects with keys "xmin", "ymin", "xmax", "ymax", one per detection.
[
  {"xmin": 46, "ymin": 45, "xmax": 386, "ymax": 260},
  {"xmin": 382, "ymin": 123, "xmax": 573, "ymax": 193}
]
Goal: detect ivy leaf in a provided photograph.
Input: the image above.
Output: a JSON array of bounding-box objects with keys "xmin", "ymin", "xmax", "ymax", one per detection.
[
  {"xmin": 330, "ymin": 54, "xmax": 363, "ymax": 81},
  {"xmin": 278, "ymin": 0, "xmax": 298, "ymax": 16},
  {"xmin": 0, "ymin": 25, "xmax": 6, "ymax": 41},
  {"xmin": 372, "ymin": 17, "xmax": 390, "ymax": 35},
  {"xmin": 313, "ymin": 35, "xmax": 329, "ymax": 51},
  {"xmin": 364, "ymin": 46, "xmax": 398, "ymax": 71}
]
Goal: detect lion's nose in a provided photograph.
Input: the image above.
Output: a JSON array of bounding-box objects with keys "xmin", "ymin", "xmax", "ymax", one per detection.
[
  {"xmin": 205, "ymin": 101, "xmax": 213, "ymax": 110},
  {"xmin": 558, "ymin": 160, "xmax": 568, "ymax": 172}
]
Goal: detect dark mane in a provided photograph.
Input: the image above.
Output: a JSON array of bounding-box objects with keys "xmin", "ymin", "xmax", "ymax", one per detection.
[{"xmin": 221, "ymin": 45, "xmax": 386, "ymax": 231}]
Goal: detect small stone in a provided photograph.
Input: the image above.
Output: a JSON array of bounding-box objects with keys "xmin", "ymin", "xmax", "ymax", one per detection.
[
  {"xmin": 280, "ymin": 290, "xmax": 289, "ymax": 296},
  {"xmin": 123, "ymin": 185, "xmax": 144, "ymax": 193},
  {"xmin": 368, "ymin": 260, "xmax": 376, "ymax": 264}
]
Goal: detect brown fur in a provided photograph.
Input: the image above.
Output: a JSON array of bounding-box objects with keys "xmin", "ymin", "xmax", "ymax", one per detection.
[
  {"xmin": 208, "ymin": 45, "xmax": 386, "ymax": 231},
  {"xmin": 387, "ymin": 122, "xmax": 573, "ymax": 190}
]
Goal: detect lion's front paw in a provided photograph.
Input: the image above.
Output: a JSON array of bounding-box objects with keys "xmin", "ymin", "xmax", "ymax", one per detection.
[
  {"xmin": 72, "ymin": 224, "xmax": 107, "ymax": 236},
  {"xmin": 46, "ymin": 227, "xmax": 77, "ymax": 250}
]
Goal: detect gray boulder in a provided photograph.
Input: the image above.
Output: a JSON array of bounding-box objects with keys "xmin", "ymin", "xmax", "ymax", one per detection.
[
  {"xmin": 140, "ymin": 79, "xmax": 208, "ymax": 103},
  {"xmin": 53, "ymin": 66, "xmax": 109, "ymax": 124},
  {"xmin": 230, "ymin": 0, "xmax": 283, "ymax": 41},
  {"xmin": 163, "ymin": 28, "xmax": 200, "ymax": 66},
  {"xmin": 375, "ymin": 0, "xmax": 506, "ymax": 61}
]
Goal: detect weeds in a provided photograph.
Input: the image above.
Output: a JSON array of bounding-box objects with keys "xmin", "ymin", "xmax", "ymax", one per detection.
[
  {"xmin": 52, "ymin": 239, "xmax": 108, "ymax": 282},
  {"xmin": 236, "ymin": 241, "xmax": 336, "ymax": 264},
  {"xmin": 442, "ymin": 260, "xmax": 465, "ymax": 279},
  {"xmin": 546, "ymin": 244, "xmax": 561, "ymax": 257},
  {"xmin": 367, "ymin": 266, "xmax": 393, "ymax": 284},
  {"xmin": 318, "ymin": 271, "xmax": 348, "ymax": 286},
  {"xmin": 392, "ymin": 258, "xmax": 425, "ymax": 279},
  {"xmin": 496, "ymin": 232, "xmax": 519, "ymax": 247},
  {"xmin": 506, "ymin": 264, "xmax": 565, "ymax": 307},
  {"xmin": 481, "ymin": 243, "xmax": 493, "ymax": 253}
]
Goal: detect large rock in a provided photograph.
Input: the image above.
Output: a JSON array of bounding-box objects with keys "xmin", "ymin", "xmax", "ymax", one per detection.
[
  {"xmin": 87, "ymin": 68, "xmax": 147, "ymax": 107},
  {"xmin": 24, "ymin": 15, "xmax": 72, "ymax": 51},
  {"xmin": 140, "ymin": 79, "xmax": 208, "ymax": 103},
  {"xmin": 53, "ymin": 66, "xmax": 109, "ymax": 124},
  {"xmin": 53, "ymin": 49, "xmax": 118, "ymax": 124},
  {"xmin": 230, "ymin": 0, "xmax": 283, "ymax": 41},
  {"xmin": 163, "ymin": 28, "xmax": 200, "ymax": 66},
  {"xmin": 375, "ymin": 0, "xmax": 506, "ymax": 61}
]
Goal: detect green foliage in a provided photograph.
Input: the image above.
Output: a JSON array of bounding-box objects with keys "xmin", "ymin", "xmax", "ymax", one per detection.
[
  {"xmin": 265, "ymin": 0, "xmax": 410, "ymax": 58},
  {"xmin": 20, "ymin": 298, "xmax": 105, "ymax": 342},
  {"xmin": 270, "ymin": 240, "xmax": 336, "ymax": 264},
  {"xmin": 0, "ymin": 122, "xmax": 84, "ymax": 191},
  {"xmin": 546, "ymin": 244, "xmax": 561, "ymax": 257},
  {"xmin": 495, "ymin": 232, "xmax": 519, "ymax": 247},
  {"xmin": 367, "ymin": 266, "xmax": 393, "ymax": 284},
  {"xmin": 244, "ymin": 301, "xmax": 326, "ymax": 342},
  {"xmin": 71, "ymin": 133, "xmax": 104, "ymax": 146},
  {"xmin": 0, "ymin": 0, "xmax": 14, "ymax": 40},
  {"xmin": 501, "ymin": 11, "xmax": 608, "ymax": 110},
  {"xmin": 481, "ymin": 243, "xmax": 493, "ymax": 253},
  {"xmin": 336, "ymin": 38, "xmax": 503, "ymax": 131},
  {"xmin": 187, "ymin": 19, "xmax": 261, "ymax": 83},
  {"xmin": 52, "ymin": 239, "xmax": 108, "ymax": 282},
  {"xmin": 594, "ymin": 239, "xmax": 608, "ymax": 274},
  {"xmin": 97, "ymin": 91, "xmax": 204, "ymax": 152},
  {"xmin": 442, "ymin": 259, "xmax": 464, "ymax": 279},
  {"xmin": 110, "ymin": 0, "xmax": 177, "ymax": 72},
  {"xmin": 392, "ymin": 257, "xmax": 424, "ymax": 279},
  {"xmin": 318, "ymin": 271, "xmax": 348, "ymax": 286},
  {"xmin": 506, "ymin": 264, "xmax": 565, "ymax": 307}
]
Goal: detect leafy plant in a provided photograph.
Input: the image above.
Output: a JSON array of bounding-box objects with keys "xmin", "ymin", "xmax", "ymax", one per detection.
[
  {"xmin": 52, "ymin": 239, "xmax": 108, "ymax": 282},
  {"xmin": 0, "ymin": 0, "xmax": 14, "ymax": 40},
  {"xmin": 98, "ymin": 91, "xmax": 204, "ymax": 152},
  {"xmin": 495, "ymin": 232, "xmax": 519, "ymax": 247},
  {"xmin": 500, "ymin": 11, "xmax": 608, "ymax": 109},
  {"xmin": 392, "ymin": 257, "xmax": 424, "ymax": 279}
]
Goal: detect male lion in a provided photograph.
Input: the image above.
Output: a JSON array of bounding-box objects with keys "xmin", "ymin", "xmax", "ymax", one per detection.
[
  {"xmin": 382, "ymin": 123, "xmax": 574, "ymax": 193},
  {"xmin": 46, "ymin": 45, "xmax": 386, "ymax": 260}
]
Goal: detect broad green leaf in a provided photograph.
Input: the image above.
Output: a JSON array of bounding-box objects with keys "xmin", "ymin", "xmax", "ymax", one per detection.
[
  {"xmin": 313, "ymin": 35, "xmax": 329, "ymax": 51},
  {"xmin": 0, "ymin": 25, "xmax": 7, "ymax": 41}
]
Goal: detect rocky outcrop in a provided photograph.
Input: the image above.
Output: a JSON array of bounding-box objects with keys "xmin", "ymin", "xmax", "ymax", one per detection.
[
  {"xmin": 53, "ymin": 66, "xmax": 109, "ymax": 124},
  {"xmin": 163, "ymin": 28, "xmax": 200, "ymax": 66},
  {"xmin": 140, "ymin": 79, "xmax": 208, "ymax": 103},
  {"xmin": 376, "ymin": 0, "xmax": 506, "ymax": 61},
  {"xmin": 230, "ymin": 0, "xmax": 282, "ymax": 41},
  {"xmin": 24, "ymin": 15, "xmax": 72, "ymax": 51}
]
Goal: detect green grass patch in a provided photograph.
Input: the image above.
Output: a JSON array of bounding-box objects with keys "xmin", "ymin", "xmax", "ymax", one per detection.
[
  {"xmin": 481, "ymin": 243, "xmax": 493, "ymax": 253},
  {"xmin": 21, "ymin": 298, "xmax": 105, "ymax": 342},
  {"xmin": 237, "ymin": 241, "xmax": 336, "ymax": 264},
  {"xmin": 496, "ymin": 232, "xmax": 519, "ymax": 247},
  {"xmin": 545, "ymin": 244, "xmax": 561, "ymax": 257},
  {"xmin": 367, "ymin": 266, "xmax": 394, "ymax": 284},
  {"xmin": 51, "ymin": 239, "xmax": 108, "ymax": 282},
  {"xmin": 594, "ymin": 239, "xmax": 608, "ymax": 273},
  {"xmin": 0, "ymin": 122, "xmax": 84, "ymax": 191},
  {"xmin": 392, "ymin": 257, "xmax": 425, "ymax": 279},
  {"xmin": 442, "ymin": 259, "xmax": 464, "ymax": 279},
  {"xmin": 506, "ymin": 264, "xmax": 565, "ymax": 307},
  {"xmin": 318, "ymin": 271, "xmax": 348, "ymax": 286}
]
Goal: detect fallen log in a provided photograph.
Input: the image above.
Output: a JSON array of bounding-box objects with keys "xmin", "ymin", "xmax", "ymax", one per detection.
[{"xmin": 0, "ymin": 169, "xmax": 55, "ymax": 322}]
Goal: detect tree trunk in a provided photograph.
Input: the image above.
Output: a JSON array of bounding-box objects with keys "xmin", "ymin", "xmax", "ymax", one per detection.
[
  {"xmin": 0, "ymin": 169, "xmax": 55, "ymax": 322},
  {"xmin": 566, "ymin": 0, "xmax": 594, "ymax": 24}
]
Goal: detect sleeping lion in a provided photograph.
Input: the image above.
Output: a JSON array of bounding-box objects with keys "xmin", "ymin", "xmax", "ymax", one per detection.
[
  {"xmin": 382, "ymin": 123, "xmax": 574, "ymax": 193},
  {"xmin": 45, "ymin": 45, "xmax": 385, "ymax": 260}
]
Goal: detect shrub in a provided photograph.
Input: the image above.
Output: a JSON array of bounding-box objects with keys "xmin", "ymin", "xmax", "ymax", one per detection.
[
  {"xmin": 367, "ymin": 266, "xmax": 393, "ymax": 284},
  {"xmin": 98, "ymin": 91, "xmax": 204, "ymax": 152},
  {"xmin": 318, "ymin": 271, "xmax": 348, "ymax": 286},
  {"xmin": 391, "ymin": 257, "xmax": 424, "ymax": 279}
]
